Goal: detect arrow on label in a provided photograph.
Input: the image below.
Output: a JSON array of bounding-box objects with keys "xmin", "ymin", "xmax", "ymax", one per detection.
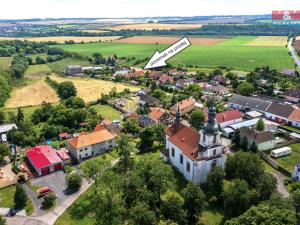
[{"xmin": 144, "ymin": 36, "xmax": 191, "ymax": 69}]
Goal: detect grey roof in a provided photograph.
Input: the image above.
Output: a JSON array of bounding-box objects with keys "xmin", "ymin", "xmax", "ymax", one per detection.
[
  {"xmin": 0, "ymin": 124, "xmax": 17, "ymax": 133},
  {"xmin": 266, "ymin": 102, "xmax": 294, "ymax": 118},
  {"xmin": 229, "ymin": 94, "xmax": 272, "ymax": 112}
]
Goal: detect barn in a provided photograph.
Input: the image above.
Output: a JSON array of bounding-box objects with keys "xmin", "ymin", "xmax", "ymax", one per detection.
[{"xmin": 26, "ymin": 145, "xmax": 63, "ymax": 176}]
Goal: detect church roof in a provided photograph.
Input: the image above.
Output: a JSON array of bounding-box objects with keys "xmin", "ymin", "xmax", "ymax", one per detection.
[{"xmin": 166, "ymin": 123, "xmax": 200, "ymax": 160}]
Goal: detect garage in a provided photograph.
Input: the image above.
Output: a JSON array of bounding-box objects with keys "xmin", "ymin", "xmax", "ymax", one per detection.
[
  {"xmin": 41, "ymin": 167, "xmax": 50, "ymax": 175},
  {"xmin": 54, "ymin": 163, "xmax": 62, "ymax": 171}
]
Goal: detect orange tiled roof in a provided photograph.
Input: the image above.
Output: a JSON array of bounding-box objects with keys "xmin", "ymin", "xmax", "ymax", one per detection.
[
  {"xmin": 148, "ymin": 108, "xmax": 166, "ymax": 121},
  {"xmin": 69, "ymin": 128, "xmax": 114, "ymax": 149},
  {"xmin": 171, "ymin": 97, "xmax": 196, "ymax": 112},
  {"xmin": 288, "ymin": 109, "xmax": 300, "ymax": 123},
  {"xmin": 166, "ymin": 123, "xmax": 200, "ymax": 160}
]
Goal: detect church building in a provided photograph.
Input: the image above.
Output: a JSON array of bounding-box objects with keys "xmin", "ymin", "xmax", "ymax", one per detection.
[{"xmin": 161, "ymin": 104, "xmax": 227, "ymax": 183}]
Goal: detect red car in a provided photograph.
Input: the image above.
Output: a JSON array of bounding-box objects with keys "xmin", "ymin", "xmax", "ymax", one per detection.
[{"xmin": 37, "ymin": 187, "xmax": 53, "ymax": 198}]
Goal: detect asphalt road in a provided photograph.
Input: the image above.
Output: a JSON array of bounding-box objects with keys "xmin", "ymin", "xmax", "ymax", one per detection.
[{"xmin": 288, "ymin": 38, "xmax": 300, "ymax": 69}]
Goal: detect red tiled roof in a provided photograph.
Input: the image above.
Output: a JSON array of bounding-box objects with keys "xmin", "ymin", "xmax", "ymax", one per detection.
[
  {"xmin": 148, "ymin": 108, "xmax": 165, "ymax": 121},
  {"xmin": 26, "ymin": 145, "xmax": 62, "ymax": 169},
  {"xmin": 159, "ymin": 75, "xmax": 173, "ymax": 83},
  {"xmin": 59, "ymin": 132, "xmax": 69, "ymax": 138},
  {"xmin": 171, "ymin": 97, "xmax": 196, "ymax": 112},
  {"xmin": 166, "ymin": 123, "xmax": 200, "ymax": 160},
  {"xmin": 94, "ymin": 124, "xmax": 105, "ymax": 132},
  {"xmin": 216, "ymin": 109, "xmax": 242, "ymax": 123},
  {"xmin": 288, "ymin": 109, "xmax": 300, "ymax": 123},
  {"xmin": 56, "ymin": 148, "xmax": 71, "ymax": 161}
]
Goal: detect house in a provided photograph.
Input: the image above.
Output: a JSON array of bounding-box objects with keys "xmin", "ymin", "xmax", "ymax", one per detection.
[
  {"xmin": 68, "ymin": 125, "xmax": 116, "ymax": 162},
  {"xmin": 288, "ymin": 109, "xmax": 300, "ymax": 128},
  {"xmin": 124, "ymin": 112, "xmax": 141, "ymax": 120},
  {"xmin": 239, "ymin": 127, "xmax": 276, "ymax": 151},
  {"xmin": 0, "ymin": 123, "xmax": 17, "ymax": 142},
  {"xmin": 161, "ymin": 105, "xmax": 227, "ymax": 183},
  {"xmin": 212, "ymin": 75, "xmax": 230, "ymax": 86},
  {"xmin": 139, "ymin": 95, "xmax": 161, "ymax": 106},
  {"xmin": 140, "ymin": 108, "xmax": 169, "ymax": 127},
  {"xmin": 265, "ymin": 102, "xmax": 294, "ymax": 124},
  {"xmin": 56, "ymin": 148, "xmax": 71, "ymax": 164},
  {"xmin": 216, "ymin": 109, "xmax": 243, "ymax": 128},
  {"xmin": 222, "ymin": 118, "xmax": 260, "ymax": 138},
  {"xmin": 281, "ymin": 88, "xmax": 300, "ymax": 103},
  {"xmin": 159, "ymin": 75, "xmax": 173, "ymax": 84},
  {"xmin": 113, "ymin": 69, "xmax": 130, "ymax": 77},
  {"xmin": 228, "ymin": 94, "xmax": 272, "ymax": 112},
  {"xmin": 175, "ymin": 78, "xmax": 195, "ymax": 89},
  {"xmin": 149, "ymin": 71, "xmax": 164, "ymax": 80},
  {"xmin": 170, "ymin": 97, "xmax": 196, "ymax": 115},
  {"xmin": 65, "ymin": 65, "xmax": 83, "ymax": 76},
  {"xmin": 293, "ymin": 164, "xmax": 300, "ymax": 181},
  {"xmin": 202, "ymin": 83, "xmax": 230, "ymax": 96},
  {"xmin": 59, "ymin": 132, "xmax": 70, "ymax": 141},
  {"xmin": 26, "ymin": 145, "xmax": 63, "ymax": 176},
  {"xmin": 245, "ymin": 111, "xmax": 263, "ymax": 119}
]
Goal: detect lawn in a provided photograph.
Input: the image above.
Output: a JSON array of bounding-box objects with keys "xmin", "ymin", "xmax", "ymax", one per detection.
[
  {"xmin": 0, "ymin": 185, "xmax": 16, "ymax": 208},
  {"xmin": 274, "ymin": 143, "xmax": 300, "ymax": 172},
  {"xmin": 55, "ymin": 36, "xmax": 294, "ymax": 71},
  {"xmin": 2, "ymin": 105, "xmax": 41, "ymax": 121},
  {"xmin": 282, "ymin": 125, "xmax": 300, "ymax": 134},
  {"xmin": 90, "ymin": 104, "xmax": 121, "ymax": 120}
]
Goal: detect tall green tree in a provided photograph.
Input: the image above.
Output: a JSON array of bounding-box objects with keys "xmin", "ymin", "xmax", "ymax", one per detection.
[
  {"xmin": 17, "ymin": 108, "xmax": 24, "ymax": 122},
  {"xmin": 207, "ymin": 166, "xmax": 224, "ymax": 202},
  {"xmin": 224, "ymin": 179, "xmax": 255, "ymax": 218},
  {"xmin": 232, "ymin": 128, "xmax": 241, "ymax": 147},
  {"xmin": 14, "ymin": 184, "xmax": 28, "ymax": 209},
  {"xmin": 161, "ymin": 191, "xmax": 187, "ymax": 225},
  {"xmin": 256, "ymin": 172, "xmax": 277, "ymax": 201},
  {"xmin": 189, "ymin": 109, "xmax": 205, "ymax": 130},
  {"xmin": 238, "ymin": 82, "xmax": 254, "ymax": 96},
  {"xmin": 256, "ymin": 118, "xmax": 265, "ymax": 131},
  {"xmin": 129, "ymin": 202, "xmax": 156, "ymax": 225},
  {"xmin": 181, "ymin": 183, "xmax": 205, "ymax": 221},
  {"xmin": 57, "ymin": 81, "xmax": 77, "ymax": 100},
  {"xmin": 116, "ymin": 134, "xmax": 135, "ymax": 174}
]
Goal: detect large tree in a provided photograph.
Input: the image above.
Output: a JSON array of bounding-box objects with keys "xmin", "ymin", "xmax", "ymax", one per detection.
[
  {"xmin": 181, "ymin": 182, "xmax": 205, "ymax": 221},
  {"xmin": 57, "ymin": 81, "xmax": 77, "ymax": 100},
  {"xmin": 161, "ymin": 191, "xmax": 187, "ymax": 225},
  {"xmin": 14, "ymin": 184, "xmax": 28, "ymax": 209},
  {"xmin": 256, "ymin": 118, "xmax": 265, "ymax": 131},
  {"xmin": 189, "ymin": 109, "xmax": 205, "ymax": 130},
  {"xmin": 207, "ymin": 166, "xmax": 224, "ymax": 202},
  {"xmin": 225, "ymin": 151, "xmax": 264, "ymax": 187},
  {"xmin": 129, "ymin": 202, "xmax": 156, "ymax": 225},
  {"xmin": 256, "ymin": 172, "xmax": 277, "ymax": 201},
  {"xmin": 238, "ymin": 82, "xmax": 254, "ymax": 96},
  {"xmin": 116, "ymin": 134, "xmax": 135, "ymax": 174},
  {"xmin": 224, "ymin": 179, "xmax": 255, "ymax": 218},
  {"xmin": 224, "ymin": 203, "xmax": 296, "ymax": 225},
  {"xmin": 122, "ymin": 118, "xmax": 140, "ymax": 135},
  {"xmin": 67, "ymin": 172, "xmax": 82, "ymax": 192}
]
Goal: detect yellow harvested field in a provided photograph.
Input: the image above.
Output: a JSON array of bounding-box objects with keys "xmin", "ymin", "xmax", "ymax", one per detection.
[
  {"xmin": 115, "ymin": 36, "xmax": 226, "ymax": 45},
  {"xmin": 50, "ymin": 75, "xmax": 140, "ymax": 103},
  {"xmin": 82, "ymin": 30, "xmax": 109, "ymax": 33},
  {"xmin": 110, "ymin": 23, "xmax": 202, "ymax": 30},
  {"xmin": 5, "ymin": 81, "xmax": 59, "ymax": 108},
  {"xmin": 0, "ymin": 36, "xmax": 121, "ymax": 43},
  {"xmin": 246, "ymin": 36, "xmax": 288, "ymax": 46}
]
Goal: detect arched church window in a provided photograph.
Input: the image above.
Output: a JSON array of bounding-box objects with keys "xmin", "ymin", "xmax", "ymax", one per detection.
[
  {"xmin": 203, "ymin": 134, "xmax": 206, "ymax": 142},
  {"xmin": 213, "ymin": 134, "xmax": 217, "ymax": 143}
]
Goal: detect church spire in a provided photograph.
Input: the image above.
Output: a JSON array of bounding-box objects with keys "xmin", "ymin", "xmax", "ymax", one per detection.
[
  {"xmin": 174, "ymin": 103, "xmax": 181, "ymax": 126},
  {"xmin": 203, "ymin": 102, "xmax": 219, "ymax": 134}
]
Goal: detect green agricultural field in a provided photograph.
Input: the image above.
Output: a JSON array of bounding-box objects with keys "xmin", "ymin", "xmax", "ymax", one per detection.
[
  {"xmin": 47, "ymin": 58, "xmax": 93, "ymax": 75},
  {"xmin": 55, "ymin": 36, "xmax": 294, "ymax": 71}
]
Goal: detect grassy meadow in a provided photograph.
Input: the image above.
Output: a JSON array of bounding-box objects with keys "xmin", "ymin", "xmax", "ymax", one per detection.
[{"xmin": 55, "ymin": 36, "xmax": 294, "ymax": 71}]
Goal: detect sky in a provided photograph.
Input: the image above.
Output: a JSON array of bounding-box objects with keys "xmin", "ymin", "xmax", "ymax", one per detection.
[{"xmin": 1, "ymin": 0, "xmax": 300, "ymax": 19}]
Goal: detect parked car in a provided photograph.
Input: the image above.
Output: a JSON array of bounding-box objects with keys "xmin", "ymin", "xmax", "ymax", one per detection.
[
  {"xmin": 7, "ymin": 208, "xmax": 17, "ymax": 216},
  {"xmin": 37, "ymin": 186, "xmax": 53, "ymax": 198}
]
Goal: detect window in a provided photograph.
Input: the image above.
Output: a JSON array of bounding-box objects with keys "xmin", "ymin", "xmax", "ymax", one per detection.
[
  {"xmin": 171, "ymin": 148, "xmax": 175, "ymax": 157},
  {"xmin": 85, "ymin": 148, "xmax": 88, "ymax": 151},
  {"xmin": 80, "ymin": 149, "xmax": 83, "ymax": 152},
  {"xmin": 213, "ymin": 149, "xmax": 217, "ymax": 155},
  {"xmin": 180, "ymin": 154, "xmax": 183, "ymax": 164},
  {"xmin": 213, "ymin": 134, "xmax": 217, "ymax": 143},
  {"xmin": 109, "ymin": 140, "xmax": 113, "ymax": 143},
  {"xmin": 186, "ymin": 162, "xmax": 190, "ymax": 172}
]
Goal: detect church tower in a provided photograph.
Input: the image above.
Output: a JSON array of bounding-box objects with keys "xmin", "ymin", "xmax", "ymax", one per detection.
[{"xmin": 199, "ymin": 104, "xmax": 222, "ymax": 154}]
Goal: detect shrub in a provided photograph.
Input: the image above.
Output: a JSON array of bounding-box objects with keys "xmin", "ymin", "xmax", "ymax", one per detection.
[
  {"xmin": 42, "ymin": 193, "xmax": 56, "ymax": 209},
  {"xmin": 67, "ymin": 172, "xmax": 82, "ymax": 192},
  {"xmin": 63, "ymin": 165, "xmax": 75, "ymax": 174}
]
